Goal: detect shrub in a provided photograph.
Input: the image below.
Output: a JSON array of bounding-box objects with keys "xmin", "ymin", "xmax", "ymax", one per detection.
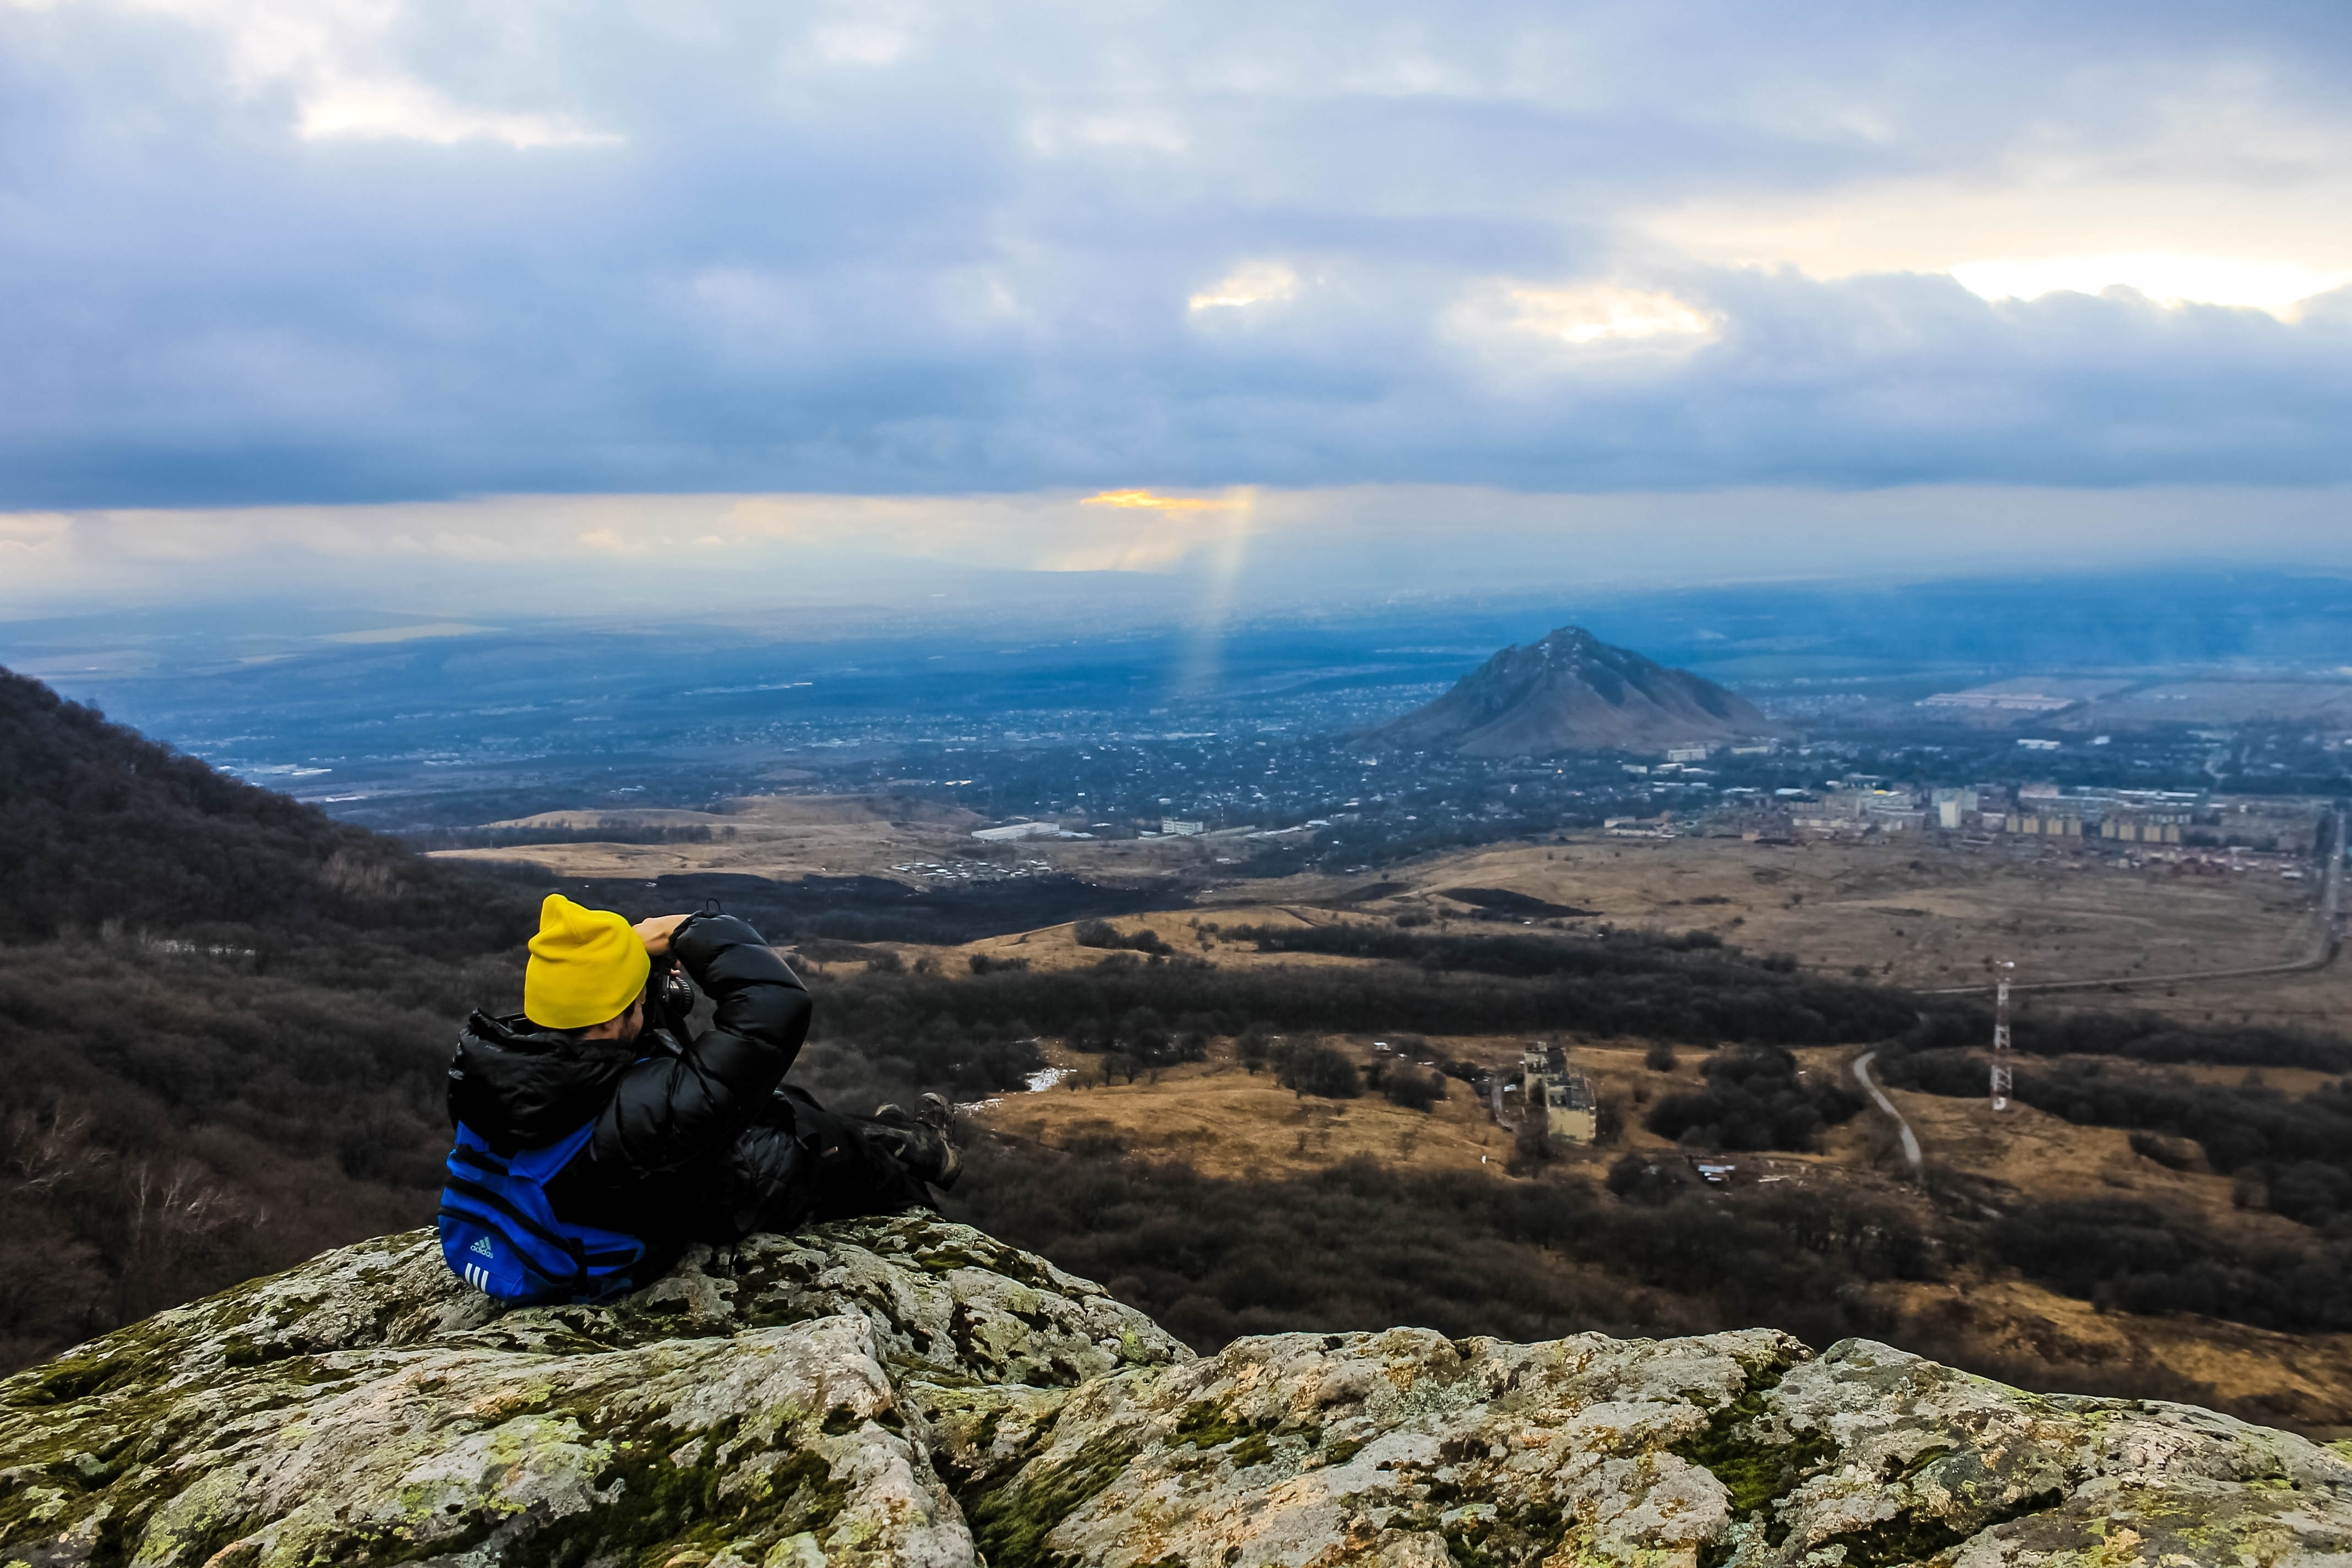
[
  {"xmin": 1118, "ymin": 1005, "xmax": 1205, "ymax": 1066},
  {"xmin": 1882, "ymin": 1050, "xmax": 2352, "ymax": 1226},
  {"xmin": 1988, "ymin": 1199, "xmax": 2352, "ymax": 1333},
  {"xmin": 1278, "ymin": 1045, "xmax": 1362, "ymax": 1100},
  {"xmin": 1382, "ymin": 1068, "xmax": 1446, "ymax": 1112},
  {"xmin": 1511, "ymin": 1111, "xmax": 1553, "ymax": 1169},
  {"xmin": 2128, "ymin": 1131, "xmax": 2196, "ymax": 1170},
  {"xmin": 2267, "ymin": 1161, "xmax": 2352, "ymax": 1228},
  {"xmin": 1606, "ymin": 1153, "xmax": 1685, "ymax": 1206},
  {"xmin": 1074, "ymin": 920, "xmax": 1172, "ymax": 955},
  {"xmin": 1645, "ymin": 1044, "xmax": 1862, "ymax": 1152},
  {"xmin": 811, "ymin": 932, "xmax": 1917, "ymax": 1050},
  {"xmin": 1894, "ymin": 1003, "xmax": 2352, "ymax": 1074}
]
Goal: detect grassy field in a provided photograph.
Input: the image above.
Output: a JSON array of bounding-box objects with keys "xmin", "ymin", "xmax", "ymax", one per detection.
[
  {"xmin": 965, "ymin": 1026, "xmax": 2352, "ymax": 1431},
  {"xmin": 429, "ymin": 792, "xmax": 994, "ymax": 881},
  {"xmin": 449, "ymin": 801, "xmax": 2332, "ymax": 1017},
  {"xmin": 915, "ymin": 826, "xmax": 2338, "ymax": 1031},
  {"xmin": 1237, "ymin": 833, "xmax": 2321, "ymax": 993}
]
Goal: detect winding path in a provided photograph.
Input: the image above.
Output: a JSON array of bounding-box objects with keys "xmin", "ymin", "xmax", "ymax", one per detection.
[
  {"xmin": 1844, "ymin": 811, "xmax": 2344, "ymax": 1181},
  {"xmin": 1851, "ymin": 1049, "xmax": 1923, "ymax": 1177}
]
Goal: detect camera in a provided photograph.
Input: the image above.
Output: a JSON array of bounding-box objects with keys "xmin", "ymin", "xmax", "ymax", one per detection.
[
  {"xmin": 643, "ymin": 956, "xmax": 697, "ymax": 1038},
  {"xmin": 640, "ymin": 901, "xmax": 720, "ymax": 1043}
]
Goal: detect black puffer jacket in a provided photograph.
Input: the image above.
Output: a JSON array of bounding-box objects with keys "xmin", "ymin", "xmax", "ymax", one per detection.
[{"xmin": 447, "ymin": 912, "xmax": 813, "ymax": 1246}]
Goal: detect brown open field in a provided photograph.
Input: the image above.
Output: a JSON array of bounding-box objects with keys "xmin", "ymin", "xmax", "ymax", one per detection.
[
  {"xmin": 1881, "ymin": 1083, "xmax": 2305, "ymax": 1244},
  {"xmin": 1231, "ymin": 833, "xmax": 2324, "ymax": 994},
  {"xmin": 426, "ymin": 791, "xmax": 1261, "ymax": 893},
  {"xmin": 973, "ymin": 1030, "xmax": 2305, "ymax": 1245},
  {"xmin": 981, "ymin": 1043, "xmax": 1511, "ymax": 1178},
  {"xmin": 2061, "ymin": 678, "xmax": 2352, "ymax": 731},
  {"xmin": 969, "ymin": 1030, "xmax": 2352, "ymax": 1430},
  {"xmin": 938, "ymin": 827, "xmax": 2339, "ymax": 1028},
  {"xmin": 428, "ymin": 793, "xmax": 997, "ymax": 882},
  {"xmin": 1876, "ymin": 1083, "xmax": 2352, "ymax": 1427},
  {"xmin": 2093, "ymin": 960, "xmax": 2352, "ymax": 1035},
  {"xmin": 984, "ymin": 1031, "xmax": 1893, "ymax": 1178},
  {"xmin": 1897, "ymin": 676, "xmax": 2352, "ymax": 732},
  {"xmin": 441, "ymin": 791, "xmax": 2341, "ymax": 1027},
  {"xmin": 977, "ymin": 1033, "xmax": 1747, "ymax": 1179}
]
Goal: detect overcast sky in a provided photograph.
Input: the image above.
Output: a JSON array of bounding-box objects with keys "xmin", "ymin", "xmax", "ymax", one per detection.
[{"xmin": 4, "ymin": 0, "xmax": 2349, "ymax": 614}]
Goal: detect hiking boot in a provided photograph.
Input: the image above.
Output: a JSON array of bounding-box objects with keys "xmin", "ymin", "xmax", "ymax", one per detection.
[
  {"xmin": 873, "ymin": 1093, "xmax": 956, "ymax": 1133},
  {"xmin": 869, "ymin": 1096, "xmax": 962, "ymax": 1191}
]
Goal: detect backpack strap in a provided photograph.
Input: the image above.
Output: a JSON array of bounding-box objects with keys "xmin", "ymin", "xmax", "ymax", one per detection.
[{"xmin": 460, "ymin": 1119, "xmax": 598, "ymax": 1184}]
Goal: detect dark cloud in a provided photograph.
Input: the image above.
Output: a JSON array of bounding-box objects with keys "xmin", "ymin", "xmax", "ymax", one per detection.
[{"xmin": 2, "ymin": 0, "xmax": 2349, "ymax": 507}]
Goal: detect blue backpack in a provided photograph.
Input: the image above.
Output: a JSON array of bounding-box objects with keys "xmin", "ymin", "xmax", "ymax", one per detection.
[{"xmin": 437, "ymin": 1121, "xmax": 648, "ymax": 1304}]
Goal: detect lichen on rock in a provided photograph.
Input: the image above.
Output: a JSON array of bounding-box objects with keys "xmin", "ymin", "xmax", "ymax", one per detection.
[
  {"xmin": 5, "ymin": 1215, "xmax": 2349, "ymax": 1567},
  {"xmin": 0, "ymin": 1216, "xmax": 1177, "ymax": 1567}
]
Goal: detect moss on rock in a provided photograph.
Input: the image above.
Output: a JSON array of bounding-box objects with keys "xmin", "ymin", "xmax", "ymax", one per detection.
[{"xmin": 6, "ymin": 1222, "xmax": 2351, "ymax": 1567}]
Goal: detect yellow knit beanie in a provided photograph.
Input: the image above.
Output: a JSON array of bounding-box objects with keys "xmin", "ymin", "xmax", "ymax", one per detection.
[{"xmin": 525, "ymin": 894, "xmax": 651, "ymax": 1030}]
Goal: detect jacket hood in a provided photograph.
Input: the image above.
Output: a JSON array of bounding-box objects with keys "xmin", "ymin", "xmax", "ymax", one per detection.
[{"xmin": 447, "ymin": 1010, "xmax": 640, "ymax": 1152}]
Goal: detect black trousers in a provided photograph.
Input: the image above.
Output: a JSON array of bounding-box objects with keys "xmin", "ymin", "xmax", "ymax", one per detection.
[{"xmin": 716, "ymin": 1083, "xmax": 938, "ymax": 1240}]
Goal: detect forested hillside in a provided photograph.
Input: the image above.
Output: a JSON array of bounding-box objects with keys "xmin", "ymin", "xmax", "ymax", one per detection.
[
  {"xmin": 0, "ymin": 668, "xmax": 517, "ymax": 946},
  {"xmin": 0, "ymin": 668, "xmax": 542, "ymax": 1368}
]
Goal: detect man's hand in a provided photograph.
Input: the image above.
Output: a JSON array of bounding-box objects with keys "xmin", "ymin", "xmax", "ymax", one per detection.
[{"xmin": 635, "ymin": 912, "xmax": 693, "ymax": 956}]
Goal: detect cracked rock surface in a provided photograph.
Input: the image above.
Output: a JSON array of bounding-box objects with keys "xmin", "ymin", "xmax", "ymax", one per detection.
[{"xmin": 5, "ymin": 1216, "xmax": 2349, "ymax": 1566}]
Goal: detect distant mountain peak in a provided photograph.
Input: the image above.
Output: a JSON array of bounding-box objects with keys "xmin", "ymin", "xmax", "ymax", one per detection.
[{"xmin": 1373, "ymin": 625, "xmax": 1765, "ymax": 756}]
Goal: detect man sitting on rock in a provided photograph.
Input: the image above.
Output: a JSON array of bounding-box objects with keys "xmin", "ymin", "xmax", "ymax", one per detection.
[{"xmin": 443, "ymin": 895, "xmax": 957, "ymax": 1293}]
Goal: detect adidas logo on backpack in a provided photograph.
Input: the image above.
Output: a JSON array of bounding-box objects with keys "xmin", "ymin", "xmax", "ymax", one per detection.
[{"xmin": 438, "ymin": 1120, "xmax": 646, "ymax": 1305}]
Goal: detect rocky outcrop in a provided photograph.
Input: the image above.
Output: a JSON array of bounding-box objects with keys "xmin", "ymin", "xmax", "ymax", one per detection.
[{"xmin": 5, "ymin": 1217, "xmax": 2350, "ymax": 1566}]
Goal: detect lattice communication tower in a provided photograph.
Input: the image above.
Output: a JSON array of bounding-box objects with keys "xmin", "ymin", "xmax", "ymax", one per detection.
[{"xmin": 1989, "ymin": 962, "xmax": 2015, "ymax": 1112}]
